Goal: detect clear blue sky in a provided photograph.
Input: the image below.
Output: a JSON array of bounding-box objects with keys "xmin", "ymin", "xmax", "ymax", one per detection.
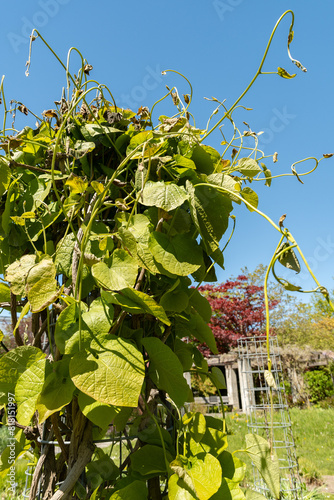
[{"xmin": 1, "ymin": 1, "xmax": 333, "ymax": 296}]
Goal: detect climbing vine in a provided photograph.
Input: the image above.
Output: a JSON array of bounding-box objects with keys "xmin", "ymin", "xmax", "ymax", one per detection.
[{"xmin": 0, "ymin": 10, "xmax": 332, "ymax": 500}]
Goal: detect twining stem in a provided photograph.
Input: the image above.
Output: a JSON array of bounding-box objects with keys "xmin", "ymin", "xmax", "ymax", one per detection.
[{"xmin": 201, "ymin": 10, "xmax": 296, "ymax": 142}]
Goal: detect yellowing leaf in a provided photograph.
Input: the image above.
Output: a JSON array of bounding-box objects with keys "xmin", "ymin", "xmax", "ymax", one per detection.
[
  {"xmin": 91, "ymin": 180, "xmax": 104, "ymax": 194},
  {"xmin": 26, "ymin": 257, "xmax": 61, "ymax": 312},
  {"xmin": 277, "ymin": 67, "xmax": 296, "ymax": 79},
  {"xmin": 65, "ymin": 174, "xmax": 88, "ymax": 194},
  {"xmin": 5, "ymin": 254, "xmax": 37, "ymax": 295}
]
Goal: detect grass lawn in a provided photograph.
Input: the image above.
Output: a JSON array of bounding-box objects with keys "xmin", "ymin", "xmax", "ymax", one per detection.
[{"xmin": 225, "ymin": 407, "xmax": 334, "ymax": 499}]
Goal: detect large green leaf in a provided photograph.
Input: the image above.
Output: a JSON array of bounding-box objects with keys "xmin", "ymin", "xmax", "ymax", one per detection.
[
  {"xmin": 55, "ymin": 233, "xmax": 76, "ymax": 276},
  {"xmin": 130, "ymin": 444, "xmax": 173, "ymax": 476},
  {"xmin": 149, "ymin": 232, "xmax": 203, "ymax": 276},
  {"xmin": 15, "ymin": 358, "xmax": 47, "ymax": 426},
  {"xmin": 126, "ymin": 130, "xmax": 167, "ymax": 158},
  {"xmin": 277, "ymin": 242, "xmax": 301, "ymax": 273},
  {"xmin": 189, "ymin": 454, "xmax": 222, "ymax": 500},
  {"xmin": 237, "ymin": 158, "xmax": 262, "ymax": 178},
  {"xmin": 103, "ymin": 288, "xmax": 171, "ymax": 325},
  {"xmin": 36, "ymin": 357, "xmax": 76, "ymax": 424},
  {"xmin": 174, "ymin": 339, "xmax": 194, "ymax": 371},
  {"xmin": 55, "ymin": 298, "xmax": 113, "ymax": 355},
  {"xmin": 217, "ymin": 451, "xmax": 246, "ymax": 483},
  {"xmin": 191, "ymin": 145, "xmax": 215, "ymax": 175},
  {"xmin": 176, "ymin": 313, "xmax": 218, "ymax": 354},
  {"xmin": 86, "ymin": 448, "xmax": 119, "ymax": 484},
  {"xmin": 173, "ymin": 154, "xmax": 196, "ymax": 171},
  {"xmin": 110, "ymin": 480, "xmax": 148, "ymax": 500},
  {"xmin": 170, "ymin": 454, "xmax": 222, "ymax": 500},
  {"xmin": 142, "ymin": 337, "xmax": 192, "ymax": 408},
  {"xmin": 188, "ymin": 427, "xmax": 228, "ymax": 457},
  {"xmin": 4, "ymin": 254, "xmax": 36, "ymax": 295},
  {"xmin": 0, "ymin": 282, "xmax": 11, "ymax": 303},
  {"xmin": 81, "ymin": 123, "xmax": 121, "ymax": 142},
  {"xmin": 78, "ymin": 392, "xmax": 117, "ymax": 429},
  {"xmin": 0, "ymin": 346, "xmax": 44, "ymax": 404},
  {"xmin": 92, "ymin": 249, "xmax": 138, "ymax": 290},
  {"xmin": 24, "ymin": 176, "xmax": 51, "ymax": 211},
  {"xmin": 117, "ymin": 214, "xmax": 161, "ymax": 273},
  {"xmin": 188, "ymin": 289, "xmax": 212, "ymax": 323},
  {"xmin": 70, "ymin": 336, "xmax": 145, "ymax": 407},
  {"xmin": 168, "ymin": 473, "xmax": 196, "ymax": 500},
  {"xmin": 0, "ymin": 157, "xmax": 11, "ymax": 197},
  {"xmin": 210, "ymin": 367, "xmax": 226, "ymax": 390},
  {"xmin": 245, "ymin": 434, "xmax": 280, "ymax": 499},
  {"xmin": 160, "ymin": 288, "xmax": 189, "ymax": 312},
  {"xmin": 183, "ymin": 412, "xmax": 206, "ymax": 443},
  {"xmin": 25, "ymin": 257, "xmax": 61, "ymax": 312},
  {"xmin": 54, "ymin": 301, "xmax": 87, "ymax": 354},
  {"xmin": 207, "ymin": 173, "xmax": 241, "ymax": 203},
  {"xmin": 140, "ymin": 180, "xmax": 188, "ymax": 211},
  {"xmin": 186, "ymin": 181, "xmax": 232, "ymax": 256},
  {"xmin": 241, "ymin": 187, "xmax": 258, "ymax": 212},
  {"xmin": 211, "ymin": 478, "xmax": 246, "ymax": 500}
]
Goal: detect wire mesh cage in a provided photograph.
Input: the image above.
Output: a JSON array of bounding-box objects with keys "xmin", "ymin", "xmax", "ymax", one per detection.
[{"xmin": 237, "ymin": 336, "xmax": 303, "ymax": 499}]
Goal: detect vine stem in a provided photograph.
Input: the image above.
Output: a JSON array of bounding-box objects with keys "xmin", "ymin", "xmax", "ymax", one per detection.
[
  {"xmin": 193, "ymin": 182, "xmax": 283, "ymax": 234},
  {"xmin": 0, "ymin": 75, "xmax": 8, "ymax": 140},
  {"xmin": 200, "ymin": 10, "xmax": 295, "ymax": 142},
  {"xmin": 263, "ymin": 235, "xmax": 284, "ymax": 455}
]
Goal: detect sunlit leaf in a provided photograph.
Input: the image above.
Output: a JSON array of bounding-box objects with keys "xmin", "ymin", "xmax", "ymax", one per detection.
[
  {"xmin": 78, "ymin": 392, "xmax": 117, "ymax": 429},
  {"xmin": 26, "ymin": 257, "xmax": 61, "ymax": 312},
  {"xmin": 140, "ymin": 180, "xmax": 188, "ymax": 211},
  {"xmin": 5, "ymin": 254, "xmax": 37, "ymax": 295},
  {"xmin": 65, "ymin": 174, "xmax": 88, "ymax": 194},
  {"xmin": 245, "ymin": 434, "xmax": 280, "ymax": 499},
  {"xmin": 92, "ymin": 249, "xmax": 138, "ymax": 291},
  {"xmin": 149, "ymin": 232, "xmax": 203, "ymax": 276},
  {"xmin": 0, "ymin": 346, "xmax": 44, "ymax": 404},
  {"xmin": 103, "ymin": 287, "xmax": 171, "ymax": 325},
  {"xmin": 15, "ymin": 358, "xmax": 47, "ymax": 425},
  {"xmin": 70, "ymin": 336, "xmax": 145, "ymax": 407},
  {"xmin": 237, "ymin": 158, "xmax": 262, "ymax": 178},
  {"xmin": 241, "ymin": 187, "xmax": 258, "ymax": 212}
]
